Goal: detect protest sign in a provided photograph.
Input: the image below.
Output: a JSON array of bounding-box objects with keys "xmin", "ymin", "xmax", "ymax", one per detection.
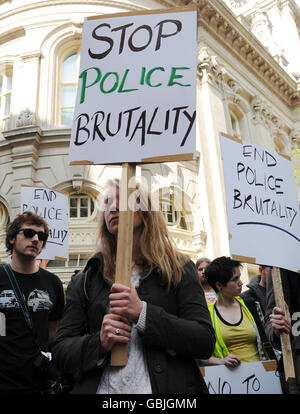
[
  {"xmin": 201, "ymin": 361, "xmax": 282, "ymax": 394},
  {"xmin": 20, "ymin": 186, "xmax": 69, "ymax": 260},
  {"xmin": 69, "ymin": 5, "xmax": 197, "ymax": 165},
  {"xmin": 219, "ymin": 133, "xmax": 300, "ymax": 273},
  {"xmin": 68, "ymin": 5, "xmax": 198, "ymax": 366}
]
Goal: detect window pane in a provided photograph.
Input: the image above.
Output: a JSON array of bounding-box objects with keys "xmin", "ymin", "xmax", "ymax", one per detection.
[
  {"xmin": 80, "ymin": 198, "xmax": 88, "ymax": 207},
  {"xmin": 62, "ymin": 54, "xmax": 78, "ymax": 83},
  {"xmin": 61, "ymin": 108, "xmax": 74, "ymax": 125},
  {"xmin": 167, "ymin": 212, "xmax": 173, "ymax": 223},
  {"xmin": 80, "ymin": 207, "xmax": 88, "ymax": 217},
  {"xmin": 68, "ymin": 258, "xmax": 78, "ymax": 266},
  {"xmin": 61, "ymin": 85, "xmax": 77, "ymax": 106},
  {"xmin": 70, "ymin": 207, "xmax": 78, "ymax": 218},
  {"xmin": 180, "ymin": 215, "xmax": 187, "ymax": 230},
  {"xmin": 47, "ymin": 260, "xmax": 65, "ymax": 267},
  {"xmin": 70, "ymin": 198, "xmax": 77, "ymax": 207},
  {"xmin": 79, "ymin": 258, "xmax": 88, "ymax": 266}
]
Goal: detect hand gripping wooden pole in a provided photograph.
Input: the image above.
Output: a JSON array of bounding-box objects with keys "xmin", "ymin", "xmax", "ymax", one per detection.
[
  {"xmin": 110, "ymin": 163, "xmax": 136, "ymax": 366},
  {"xmin": 271, "ymin": 267, "xmax": 296, "ymax": 384}
]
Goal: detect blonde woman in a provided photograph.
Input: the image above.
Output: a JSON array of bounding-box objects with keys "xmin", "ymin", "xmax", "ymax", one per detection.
[{"xmin": 52, "ymin": 179, "xmax": 215, "ymax": 394}]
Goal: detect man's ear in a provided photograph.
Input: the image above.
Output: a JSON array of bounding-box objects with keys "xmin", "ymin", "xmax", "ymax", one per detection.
[{"xmin": 8, "ymin": 237, "xmax": 15, "ymax": 248}]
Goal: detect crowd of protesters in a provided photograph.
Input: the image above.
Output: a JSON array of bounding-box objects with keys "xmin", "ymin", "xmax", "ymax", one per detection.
[{"xmin": 0, "ymin": 179, "xmax": 298, "ymax": 395}]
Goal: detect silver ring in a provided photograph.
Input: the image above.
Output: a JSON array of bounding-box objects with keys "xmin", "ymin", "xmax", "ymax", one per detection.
[{"xmin": 115, "ymin": 328, "xmax": 120, "ymax": 336}]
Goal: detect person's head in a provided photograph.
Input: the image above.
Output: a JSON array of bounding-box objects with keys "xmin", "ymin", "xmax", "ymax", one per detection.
[
  {"xmin": 96, "ymin": 178, "xmax": 187, "ymax": 288},
  {"xmin": 205, "ymin": 256, "xmax": 243, "ymax": 297},
  {"xmin": 5, "ymin": 211, "xmax": 49, "ymax": 257},
  {"xmin": 195, "ymin": 257, "xmax": 211, "ymax": 284},
  {"xmin": 258, "ymin": 264, "xmax": 272, "ymax": 286},
  {"xmin": 102, "ymin": 179, "xmax": 144, "ymax": 238}
]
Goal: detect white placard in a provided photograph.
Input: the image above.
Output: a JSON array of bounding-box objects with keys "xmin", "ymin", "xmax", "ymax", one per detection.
[
  {"xmin": 69, "ymin": 6, "xmax": 197, "ymax": 165},
  {"xmin": 220, "ymin": 133, "xmax": 300, "ymax": 273},
  {"xmin": 202, "ymin": 361, "xmax": 282, "ymax": 394},
  {"xmin": 20, "ymin": 186, "xmax": 69, "ymax": 260}
]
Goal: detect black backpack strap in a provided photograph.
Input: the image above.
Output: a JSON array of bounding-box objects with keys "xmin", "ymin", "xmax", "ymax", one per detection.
[{"xmin": 3, "ymin": 264, "xmax": 33, "ymax": 330}]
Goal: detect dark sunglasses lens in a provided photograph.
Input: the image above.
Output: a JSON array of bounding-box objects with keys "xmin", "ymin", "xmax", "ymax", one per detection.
[
  {"xmin": 22, "ymin": 229, "xmax": 48, "ymax": 241},
  {"xmin": 37, "ymin": 232, "xmax": 48, "ymax": 241},
  {"xmin": 22, "ymin": 229, "xmax": 36, "ymax": 238}
]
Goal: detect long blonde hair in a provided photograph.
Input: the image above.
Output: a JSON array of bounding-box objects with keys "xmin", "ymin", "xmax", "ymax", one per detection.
[{"xmin": 96, "ymin": 178, "xmax": 188, "ymax": 289}]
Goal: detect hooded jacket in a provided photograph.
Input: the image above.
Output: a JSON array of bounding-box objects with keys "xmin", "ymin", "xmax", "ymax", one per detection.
[
  {"xmin": 52, "ymin": 253, "xmax": 216, "ymax": 394},
  {"xmin": 241, "ymin": 275, "xmax": 266, "ymax": 315}
]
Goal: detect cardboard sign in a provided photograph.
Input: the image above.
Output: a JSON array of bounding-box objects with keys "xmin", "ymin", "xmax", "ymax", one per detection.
[
  {"xmin": 20, "ymin": 186, "xmax": 69, "ymax": 260},
  {"xmin": 220, "ymin": 133, "xmax": 300, "ymax": 273},
  {"xmin": 201, "ymin": 361, "xmax": 282, "ymax": 394},
  {"xmin": 69, "ymin": 6, "xmax": 197, "ymax": 165}
]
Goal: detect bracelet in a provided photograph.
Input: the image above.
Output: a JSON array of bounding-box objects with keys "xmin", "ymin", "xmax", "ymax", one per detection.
[{"xmin": 134, "ymin": 301, "xmax": 147, "ymax": 332}]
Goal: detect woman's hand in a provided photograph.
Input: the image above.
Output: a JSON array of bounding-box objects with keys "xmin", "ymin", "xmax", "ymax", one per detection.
[
  {"xmin": 109, "ymin": 283, "xmax": 143, "ymax": 323},
  {"xmin": 269, "ymin": 304, "xmax": 291, "ymax": 336},
  {"xmin": 100, "ymin": 313, "xmax": 131, "ymax": 352},
  {"xmin": 221, "ymin": 354, "xmax": 241, "ymax": 368}
]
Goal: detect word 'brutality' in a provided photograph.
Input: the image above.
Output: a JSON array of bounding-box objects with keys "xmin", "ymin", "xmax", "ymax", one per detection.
[{"xmin": 73, "ymin": 105, "xmax": 196, "ymax": 147}]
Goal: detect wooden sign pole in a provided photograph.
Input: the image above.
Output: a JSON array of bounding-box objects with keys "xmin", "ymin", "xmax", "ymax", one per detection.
[
  {"xmin": 110, "ymin": 162, "xmax": 136, "ymax": 366},
  {"xmin": 271, "ymin": 267, "xmax": 296, "ymax": 385}
]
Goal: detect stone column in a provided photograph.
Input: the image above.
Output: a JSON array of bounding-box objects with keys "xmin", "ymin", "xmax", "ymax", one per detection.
[{"xmin": 197, "ymin": 47, "xmax": 230, "ymax": 259}]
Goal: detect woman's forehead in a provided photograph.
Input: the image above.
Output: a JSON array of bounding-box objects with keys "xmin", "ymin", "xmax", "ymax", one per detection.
[{"xmin": 105, "ymin": 185, "xmax": 119, "ymax": 198}]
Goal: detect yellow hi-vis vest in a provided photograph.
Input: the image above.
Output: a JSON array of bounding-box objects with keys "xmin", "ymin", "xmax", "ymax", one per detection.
[{"xmin": 208, "ymin": 296, "xmax": 261, "ymax": 360}]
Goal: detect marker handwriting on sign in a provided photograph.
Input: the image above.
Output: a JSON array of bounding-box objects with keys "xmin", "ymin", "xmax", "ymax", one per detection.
[
  {"xmin": 208, "ymin": 374, "xmax": 261, "ymax": 394},
  {"xmin": 232, "ymin": 144, "xmax": 298, "ymax": 229},
  {"xmin": 47, "ymin": 228, "xmax": 68, "ymax": 245},
  {"xmin": 69, "ymin": 9, "xmax": 197, "ymax": 164},
  {"xmin": 73, "ymin": 105, "xmax": 195, "ymax": 148},
  {"xmin": 34, "ymin": 189, "xmax": 57, "ymax": 201},
  {"xmin": 88, "ymin": 19, "xmax": 182, "ymax": 59},
  {"xmin": 79, "ymin": 66, "xmax": 191, "ymax": 103},
  {"xmin": 22, "ymin": 204, "xmax": 63, "ymax": 221}
]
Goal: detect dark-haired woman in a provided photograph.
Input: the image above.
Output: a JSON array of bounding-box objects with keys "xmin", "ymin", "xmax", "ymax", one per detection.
[{"xmin": 204, "ymin": 256, "xmax": 275, "ymax": 367}]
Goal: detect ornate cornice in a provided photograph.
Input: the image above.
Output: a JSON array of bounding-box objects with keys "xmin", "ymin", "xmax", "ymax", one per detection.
[{"xmin": 196, "ymin": 0, "xmax": 300, "ymax": 107}]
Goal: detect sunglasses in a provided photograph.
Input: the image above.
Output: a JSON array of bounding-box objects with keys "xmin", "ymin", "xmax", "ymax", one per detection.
[{"xmin": 18, "ymin": 228, "xmax": 48, "ymax": 242}]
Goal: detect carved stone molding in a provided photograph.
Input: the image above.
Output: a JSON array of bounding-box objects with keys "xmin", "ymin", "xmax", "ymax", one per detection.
[
  {"xmin": 16, "ymin": 109, "xmax": 35, "ymax": 128},
  {"xmin": 195, "ymin": 0, "xmax": 299, "ymax": 107},
  {"xmin": 290, "ymin": 129, "xmax": 300, "ymax": 150},
  {"xmin": 224, "ymin": 78, "xmax": 245, "ymax": 107},
  {"xmin": 250, "ymin": 95, "xmax": 284, "ymax": 133},
  {"xmin": 197, "ymin": 47, "xmax": 226, "ymax": 90},
  {"xmin": 72, "ymin": 175, "xmax": 83, "ymax": 192}
]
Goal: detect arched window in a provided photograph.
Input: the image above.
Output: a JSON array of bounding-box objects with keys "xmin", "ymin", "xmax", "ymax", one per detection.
[
  {"xmin": 60, "ymin": 52, "xmax": 79, "ymax": 125},
  {"xmin": 230, "ymin": 110, "xmax": 241, "ymax": 139},
  {"xmin": 0, "ymin": 69, "xmax": 12, "ymax": 130},
  {"xmin": 69, "ymin": 193, "xmax": 95, "ymax": 219}
]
